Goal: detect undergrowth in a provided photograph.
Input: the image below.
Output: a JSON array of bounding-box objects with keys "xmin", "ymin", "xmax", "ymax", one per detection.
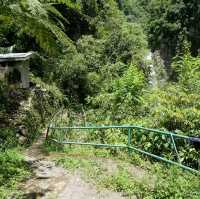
[
  {"xmin": 0, "ymin": 149, "xmax": 31, "ymax": 199},
  {"xmin": 55, "ymin": 146, "xmax": 200, "ymax": 199}
]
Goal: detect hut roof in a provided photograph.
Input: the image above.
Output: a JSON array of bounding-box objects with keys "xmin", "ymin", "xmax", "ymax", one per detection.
[{"xmin": 0, "ymin": 52, "xmax": 33, "ymax": 63}]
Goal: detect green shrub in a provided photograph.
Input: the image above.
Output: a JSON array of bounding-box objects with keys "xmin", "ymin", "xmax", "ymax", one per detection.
[
  {"xmin": 0, "ymin": 149, "xmax": 30, "ymax": 198},
  {"xmin": 0, "ymin": 128, "xmax": 18, "ymax": 149}
]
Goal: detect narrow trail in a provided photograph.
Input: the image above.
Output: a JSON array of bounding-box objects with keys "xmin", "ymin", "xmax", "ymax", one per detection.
[{"xmin": 22, "ymin": 130, "xmax": 128, "ymax": 199}]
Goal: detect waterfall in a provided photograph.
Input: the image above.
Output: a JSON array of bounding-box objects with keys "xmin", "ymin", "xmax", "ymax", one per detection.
[
  {"xmin": 146, "ymin": 51, "xmax": 167, "ymax": 87},
  {"xmin": 146, "ymin": 52, "xmax": 157, "ymax": 87},
  {"xmin": 0, "ymin": 45, "xmax": 15, "ymax": 53},
  {"xmin": 9, "ymin": 45, "xmax": 15, "ymax": 53}
]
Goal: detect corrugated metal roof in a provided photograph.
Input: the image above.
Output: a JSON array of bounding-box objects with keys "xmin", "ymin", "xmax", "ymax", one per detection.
[{"xmin": 0, "ymin": 52, "xmax": 33, "ymax": 63}]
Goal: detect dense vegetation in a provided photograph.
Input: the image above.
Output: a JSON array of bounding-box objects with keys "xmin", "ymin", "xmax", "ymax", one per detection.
[{"xmin": 0, "ymin": 0, "xmax": 200, "ymax": 198}]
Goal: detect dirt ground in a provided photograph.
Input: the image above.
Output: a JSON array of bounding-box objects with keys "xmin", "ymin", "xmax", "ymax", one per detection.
[{"xmin": 22, "ymin": 130, "xmax": 129, "ymax": 199}]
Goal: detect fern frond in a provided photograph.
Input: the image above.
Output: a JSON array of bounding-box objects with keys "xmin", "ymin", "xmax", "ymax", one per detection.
[
  {"xmin": 44, "ymin": 0, "xmax": 81, "ymax": 11},
  {"xmin": 44, "ymin": 4, "xmax": 69, "ymax": 24},
  {"xmin": 41, "ymin": 18, "xmax": 75, "ymax": 50},
  {"xmin": 0, "ymin": 0, "xmax": 75, "ymax": 54},
  {"xmin": 19, "ymin": 16, "xmax": 74, "ymax": 54},
  {"xmin": 20, "ymin": 0, "xmax": 48, "ymax": 17}
]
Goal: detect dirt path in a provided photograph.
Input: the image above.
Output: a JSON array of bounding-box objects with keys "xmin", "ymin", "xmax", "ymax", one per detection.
[{"xmin": 22, "ymin": 130, "xmax": 127, "ymax": 199}]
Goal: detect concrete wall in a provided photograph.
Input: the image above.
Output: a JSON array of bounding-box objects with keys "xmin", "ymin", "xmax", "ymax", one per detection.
[{"xmin": 0, "ymin": 61, "xmax": 30, "ymax": 88}]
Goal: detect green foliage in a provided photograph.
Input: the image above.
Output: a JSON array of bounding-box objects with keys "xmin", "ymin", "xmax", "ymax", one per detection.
[
  {"xmin": 56, "ymin": 156, "xmax": 101, "ymax": 172},
  {"xmin": 0, "ymin": 76, "xmax": 65, "ymax": 145},
  {"xmin": 1, "ymin": 0, "xmax": 200, "ymax": 192},
  {"xmin": 173, "ymin": 53, "xmax": 200, "ymax": 92},
  {"xmin": 147, "ymin": 0, "xmax": 200, "ymax": 64},
  {"xmin": 0, "ymin": 128, "xmax": 18, "ymax": 149},
  {"xmin": 119, "ymin": 0, "xmax": 150, "ymax": 24},
  {"xmin": 56, "ymin": 150, "xmax": 200, "ymax": 199},
  {"xmin": 136, "ymin": 54, "xmax": 200, "ymax": 167},
  {"xmin": 45, "ymin": 0, "xmax": 81, "ymax": 10},
  {"xmin": 0, "ymin": 149, "xmax": 30, "ymax": 198},
  {"xmin": 88, "ymin": 64, "xmax": 145, "ymax": 122},
  {"xmin": 103, "ymin": 22, "xmax": 147, "ymax": 64},
  {"xmin": 93, "ymin": 0, "xmax": 125, "ymax": 37},
  {"xmin": 116, "ymin": 64, "xmax": 145, "ymax": 99},
  {"xmin": 21, "ymin": 77, "xmax": 65, "ymax": 144},
  {"xmin": 141, "ymin": 86, "xmax": 200, "ymax": 132},
  {"xmin": 150, "ymin": 166, "xmax": 200, "ymax": 199},
  {"xmin": 81, "ymin": 0, "xmax": 99, "ymax": 17},
  {"xmin": 0, "ymin": 80, "xmax": 7, "ymax": 111},
  {"xmin": 55, "ymin": 52, "xmax": 88, "ymax": 102},
  {"xmin": 31, "ymin": 76, "xmax": 64, "ymax": 104},
  {"xmin": 0, "ymin": 0, "xmax": 74, "ymax": 54},
  {"xmin": 76, "ymin": 35, "xmax": 103, "ymax": 70},
  {"xmin": 140, "ymin": 54, "xmax": 200, "ymax": 134}
]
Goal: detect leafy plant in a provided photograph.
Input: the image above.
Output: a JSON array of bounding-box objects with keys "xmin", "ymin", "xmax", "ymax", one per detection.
[
  {"xmin": 0, "ymin": 0, "xmax": 74, "ymax": 54},
  {"xmin": 0, "ymin": 149, "xmax": 30, "ymax": 198}
]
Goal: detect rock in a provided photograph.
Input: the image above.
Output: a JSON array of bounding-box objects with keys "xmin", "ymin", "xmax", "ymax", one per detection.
[
  {"xmin": 18, "ymin": 136, "xmax": 27, "ymax": 144},
  {"xmin": 35, "ymin": 172, "xmax": 52, "ymax": 179},
  {"xmin": 23, "ymin": 191, "xmax": 46, "ymax": 199},
  {"xmin": 24, "ymin": 156, "xmax": 37, "ymax": 165}
]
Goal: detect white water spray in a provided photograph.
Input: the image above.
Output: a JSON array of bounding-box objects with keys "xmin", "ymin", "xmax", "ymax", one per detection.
[{"xmin": 146, "ymin": 51, "xmax": 167, "ymax": 87}]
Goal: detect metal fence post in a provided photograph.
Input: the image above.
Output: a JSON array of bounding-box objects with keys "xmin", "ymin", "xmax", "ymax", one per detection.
[
  {"xmin": 45, "ymin": 124, "xmax": 51, "ymax": 140},
  {"xmin": 128, "ymin": 128, "xmax": 132, "ymax": 156},
  {"xmin": 60, "ymin": 108, "xmax": 64, "ymax": 125},
  {"xmin": 170, "ymin": 133, "xmax": 181, "ymax": 164}
]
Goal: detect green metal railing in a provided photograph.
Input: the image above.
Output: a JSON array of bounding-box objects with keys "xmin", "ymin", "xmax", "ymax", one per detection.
[{"xmin": 46, "ymin": 124, "xmax": 200, "ymax": 174}]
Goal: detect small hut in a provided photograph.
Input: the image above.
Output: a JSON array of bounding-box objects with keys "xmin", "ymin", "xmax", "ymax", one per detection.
[{"xmin": 0, "ymin": 52, "xmax": 33, "ymax": 88}]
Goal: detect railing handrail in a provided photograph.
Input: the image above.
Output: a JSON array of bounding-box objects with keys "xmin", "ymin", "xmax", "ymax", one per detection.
[
  {"xmin": 49, "ymin": 125, "xmax": 191, "ymax": 140},
  {"xmin": 47, "ymin": 124, "xmax": 200, "ymax": 174}
]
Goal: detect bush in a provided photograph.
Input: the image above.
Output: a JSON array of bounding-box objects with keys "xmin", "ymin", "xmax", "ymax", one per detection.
[
  {"xmin": 88, "ymin": 64, "xmax": 145, "ymax": 122},
  {"xmin": 102, "ymin": 22, "xmax": 147, "ymax": 64},
  {"xmin": 0, "ymin": 149, "xmax": 30, "ymax": 198}
]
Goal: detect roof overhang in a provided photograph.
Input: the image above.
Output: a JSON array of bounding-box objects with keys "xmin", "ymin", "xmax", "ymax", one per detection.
[{"xmin": 0, "ymin": 52, "xmax": 33, "ymax": 63}]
